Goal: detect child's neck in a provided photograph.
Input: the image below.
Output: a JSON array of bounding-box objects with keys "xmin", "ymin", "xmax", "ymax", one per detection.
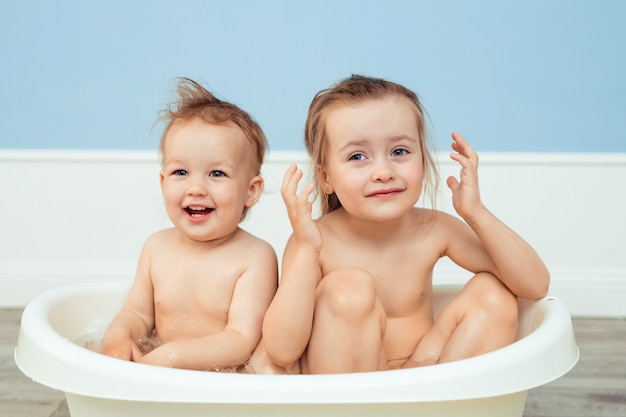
[
  {"xmin": 334, "ymin": 208, "xmax": 415, "ymax": 243},
  {"xmin": 175, "ymin": 227, "xmax": 241, "ymax": 250}
]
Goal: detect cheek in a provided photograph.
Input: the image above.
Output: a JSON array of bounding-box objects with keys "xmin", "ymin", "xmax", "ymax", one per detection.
[
  {"xmin": 402, "ymin": 161, "xmax": 424, "ymax": 181},
  {"xmin": 323, "ymin": 163, "xmax": 355, "ymax": 192},
  {"xmin": 215, "ymin": 183, "xmax": 246, "ymax": 205},
  {"xmin": 411, "ymin": 167, "xmax": 424, "ymax": 185},
  {"xmin": 332, "ymin": 175, "xmax": 361, "ymax": 200},
  {"xmin": 161, "ymin": 181, "xmax": 182, "ymax": 203}
]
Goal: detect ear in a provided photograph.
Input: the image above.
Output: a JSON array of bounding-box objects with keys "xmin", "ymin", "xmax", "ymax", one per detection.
[
  {"xmin": 316, "ymin": 165, "xmax": 334, "ymax": 195},
  {"xmin": 245, "ymin": 175, "xmax": 264, "ymax": 208},
  {"xmin": 159, "ymin": 171, "xmax": 165, "ymax": 191}
]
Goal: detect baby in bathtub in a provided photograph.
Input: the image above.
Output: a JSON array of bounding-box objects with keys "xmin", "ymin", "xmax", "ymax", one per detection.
[
  {"xmin": 101, "ymin": 78, "xmax": 288, "ymax": 373},
  {"xmin": 262, "ymin": 75, "xmax": 550, "ymax": 374}
]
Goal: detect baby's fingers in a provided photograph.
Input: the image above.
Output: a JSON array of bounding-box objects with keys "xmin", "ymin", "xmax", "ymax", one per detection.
[{"xmin": 129, "ymin": 343, "xmax": 144, "ymax": 362}]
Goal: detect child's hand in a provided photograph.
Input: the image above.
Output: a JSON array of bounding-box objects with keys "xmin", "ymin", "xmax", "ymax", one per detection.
[
  {"xmin": 101, "ymin": 337, "xmax": 142, "ymax": 362},
  {"xmin": 446, "ymin": 132, "xmax": 484, "ymax": 220},
  {"xmin": 137, "ymin": 344, "xmax": 177, "ymax": 368},
  {"xmin": 281, "ymin": 164, "xmax": 323, "ymax": 251}
]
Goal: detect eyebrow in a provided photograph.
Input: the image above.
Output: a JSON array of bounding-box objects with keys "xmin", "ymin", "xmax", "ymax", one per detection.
[
  {"xmin": 338, "ymin": 139, "xmax": 369, "ymax": 153},
  {"xmin": 338, "ymin": 135, "xmax": 418, "ymax": 153},
  {"xmin": 162, "ymin": 157, "xmax": 183, "ymax": 166}
]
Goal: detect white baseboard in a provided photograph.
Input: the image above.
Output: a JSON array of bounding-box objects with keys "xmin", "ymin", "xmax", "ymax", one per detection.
[
  {"xmin": 2, "ymin": 150, "xmax": 625, "ymax": 317},
  {"xmin": 545, "ymin": 270, "xmax": 626, "ymax": 318}
]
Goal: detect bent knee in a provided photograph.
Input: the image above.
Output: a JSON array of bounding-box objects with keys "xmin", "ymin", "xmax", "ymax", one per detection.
[
  {"xmin": 316, "ymin": 268, "xmax": 378, "ymax": 319},
  {"xmin": 468, "ymin": 273, "xmax": 518, "ymax": 325}
]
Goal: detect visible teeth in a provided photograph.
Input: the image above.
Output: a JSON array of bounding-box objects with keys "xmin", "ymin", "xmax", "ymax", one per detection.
[{"xmin": 185, "ymin": 206, "xmax": 213, "ymax": 218}]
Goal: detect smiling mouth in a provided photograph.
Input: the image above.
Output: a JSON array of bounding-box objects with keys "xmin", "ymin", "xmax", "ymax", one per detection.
[
  {"xmin": 185, "ymin": 206, "xmax": 214, "ymax": 218},
  {"xmin": 367, "ymin": 188, "xmax": 404, "ymax": 198}
]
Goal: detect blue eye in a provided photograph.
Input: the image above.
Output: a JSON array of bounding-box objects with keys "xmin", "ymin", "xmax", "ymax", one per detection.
[
  {"xmin": 209, "ymin": 170, "xmax": 226, "ymax": 177},
  {"xmin": 172, "ymin": 169, "xmax": 188, "ymax": 176},
  {"xmin": 349, "ymin": 153, "xmax": 365, "ymax": 161},
  {"xmin": 392, "ymin": 148, "xmax": 408, "ymax": 157}
]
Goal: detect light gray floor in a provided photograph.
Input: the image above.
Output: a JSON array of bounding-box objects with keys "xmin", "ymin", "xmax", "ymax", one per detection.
[{"xmin": 2, "ymin": 308, "xmax": 624, "ymax": 417}]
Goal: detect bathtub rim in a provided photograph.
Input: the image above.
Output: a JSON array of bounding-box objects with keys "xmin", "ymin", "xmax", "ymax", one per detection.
[{"xmin": 15, "ymin": 281, "xmax": 579, "ymax": 404}]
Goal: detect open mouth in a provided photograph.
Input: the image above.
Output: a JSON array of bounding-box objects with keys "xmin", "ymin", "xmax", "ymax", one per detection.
[{"xmin": 185, "ymin": 206, "xmax": 214, "ymax": 218}]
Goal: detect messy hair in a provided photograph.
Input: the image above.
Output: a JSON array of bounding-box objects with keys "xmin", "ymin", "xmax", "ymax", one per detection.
[
  {"xmin": 304, "ymin": 74, "xmax": 439, "ymax": 216},
  {"xmin": 158, "ymin": 78, "xmax": 267, "ymax": 175},
  {"xmin": 157, "ymin": 78, "xmax": 268, "ymax": 221}
]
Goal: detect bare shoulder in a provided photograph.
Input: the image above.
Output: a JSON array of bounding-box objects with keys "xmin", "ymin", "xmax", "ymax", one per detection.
[
  {"xmin": 141, "ymin": 228, "xmax": 177, "ymax": 251},
  {"xmin": 232, "ymin": 228, "xmax": 277, "ymax": 261},
  {"xmin": 409, "ymin": 208, "xmax": 471, "ymax": 242},
  {"xmin": 417, "ymin": 208, "xmax": 480, "ymax": 258},
  {"xmin": 425, "ymin": 209, "xmax": 470, "ymax": 232},
  {"xmin": 146, "ymin": 228, "xmax": 177, "ymax": 240},
  {"xmin": 316, "ymin": 208, "xmax": 353, "ymax": 230},
  {"xmin": 315, "ymin": 210, "xmax": 348, "ymax": 240},
  {"xmin": 229, "ymin": 230, "xmax": 278, "ymax": 289}
]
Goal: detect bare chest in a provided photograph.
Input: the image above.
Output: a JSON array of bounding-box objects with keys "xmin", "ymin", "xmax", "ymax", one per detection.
[
  {"xmin": 149, "ymin": 252, "xmax": 243, "ymax": 340},
  {"xmin": 319, "ymin": 236, "xmax": 440, "ymax": 315}
]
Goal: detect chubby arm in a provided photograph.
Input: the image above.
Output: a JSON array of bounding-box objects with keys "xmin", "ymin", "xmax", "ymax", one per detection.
[
  {"xmin": 444, "ymin": 132, "xmax": 550, "ymax": 300},
  {"xmin": 139, "ymin": 241, "xmax": 278, "ymax": 370},
  {"xmin": 101, "ymin": 239, "xmax": 156, "ymax": 361},
  {"xmin": 262, "ymin": 164, "xmax": 323, "ymax": 369}
]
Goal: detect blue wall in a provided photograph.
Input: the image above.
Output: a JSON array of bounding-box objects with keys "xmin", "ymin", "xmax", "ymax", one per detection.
[{"xmin": 1, "ymin": 0, "xmax": 624, "ymax": 152}]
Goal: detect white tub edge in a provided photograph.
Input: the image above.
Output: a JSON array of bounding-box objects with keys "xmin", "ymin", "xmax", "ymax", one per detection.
[{"xmin": 14, "ymin": 281, "xmax": 579, "ymax": 404}]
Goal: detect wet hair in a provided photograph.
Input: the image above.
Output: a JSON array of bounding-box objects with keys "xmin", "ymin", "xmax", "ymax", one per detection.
[
  {"xmin": 304, "ymin": 74, "xmax": 439, "ymax": 216},
  {"xmin": 157, "ymin": 77, "xmax": 268, "ymax": 220},
  {"xmin": 158, "ymin": 77, "xmax": 267, "ymax": 175}
]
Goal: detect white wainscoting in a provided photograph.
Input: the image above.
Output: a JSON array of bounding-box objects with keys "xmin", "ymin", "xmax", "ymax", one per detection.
[{"xmin": 1, "ymin": 150, "xmax": 625, "ymax": 317}]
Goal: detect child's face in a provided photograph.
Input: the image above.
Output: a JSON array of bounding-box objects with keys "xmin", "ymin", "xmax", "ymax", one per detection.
[
  {"xmin": 160, "ymin": 118, "xmax": 262, "ymax": 242},
  {"xmin": 320, "ymin": 95, "xmax": 424, "ymax": 222}
]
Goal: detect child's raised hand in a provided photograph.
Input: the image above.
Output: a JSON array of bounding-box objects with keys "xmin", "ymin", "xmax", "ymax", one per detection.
[
  {"xmin": 446, "ymin": 132, "xmax": 484, "ymax": 220},
  {"xmin": 281, "ymin": 164, "xmax": 323, "ymax": 250}
]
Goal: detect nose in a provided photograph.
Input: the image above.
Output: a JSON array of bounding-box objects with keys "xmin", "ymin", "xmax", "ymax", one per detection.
[
  {"xmin": 186, "ymin": 175, "xmax": 208, "ymax": 196},
  {"xmin": 371, "ymin": 158, "xmax": 395, "ymax": 182}
]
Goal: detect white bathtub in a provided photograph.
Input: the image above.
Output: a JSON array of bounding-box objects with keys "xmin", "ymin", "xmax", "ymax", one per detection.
[{"xmin": 15, "ymin": 281, "xmax": 578, "ymax": 417}]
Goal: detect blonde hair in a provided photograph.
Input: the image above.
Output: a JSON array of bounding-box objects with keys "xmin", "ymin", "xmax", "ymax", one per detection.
[
  {"xmin": 158, "ymin": 78, "xmax": 268, "ymax": 220},
  {"xmin": 304, "ymin": 74, "xmax": 439, "ymax": 216},
  {"xmin": 158, "ymin": 78, "xmax": 267, "ymax": 175}
]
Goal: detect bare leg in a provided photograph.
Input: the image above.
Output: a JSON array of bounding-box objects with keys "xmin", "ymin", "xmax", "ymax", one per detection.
[
  {"xmin": 304, "ymin": 268, "xmax": 387, "ymax": 374},
  {"xmin": 410, "ymin": 272, "xmax": 518, "ymax": 366}
]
